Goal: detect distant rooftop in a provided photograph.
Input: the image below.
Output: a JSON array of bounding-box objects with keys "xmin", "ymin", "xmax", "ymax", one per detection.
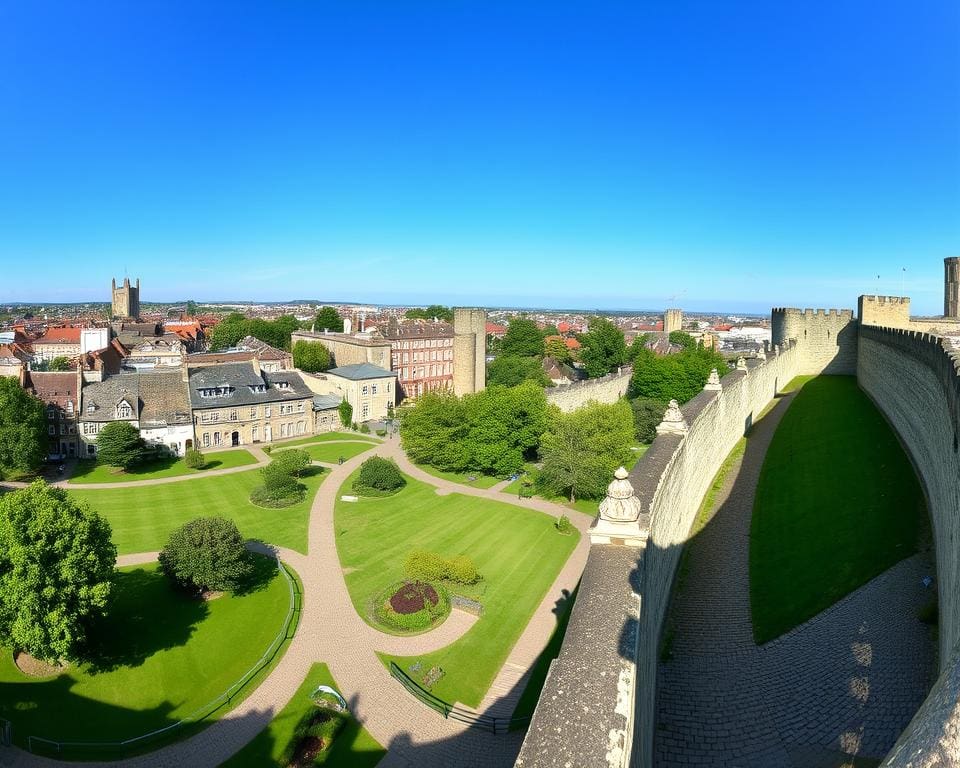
[{"xmin": 327, "ymin": 363, "xmax": 397, "ymax": 381}]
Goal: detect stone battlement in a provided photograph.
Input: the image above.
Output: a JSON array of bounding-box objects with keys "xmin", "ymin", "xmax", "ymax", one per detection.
[
  {"xmin": 860, "ymin": 295, "xmax": 910, "ymax": 305},
  {"xmin": 771, "ymin": 307, "xmax": 855, "ymax": 318},
  {"xmin": 545, "ymin": 366, "xmax": 633, "ymax": 413}
]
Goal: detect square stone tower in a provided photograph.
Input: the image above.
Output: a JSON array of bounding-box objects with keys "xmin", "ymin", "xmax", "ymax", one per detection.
[
  {"xmin": 453, "ymin": 308, "xmax": 486, "ymax": 396},
  {"xmin": 663, "ymin": 308, "xmax": 683, "ymax": 335},
  {"xmin": 945, "ymin": 257, "xmax": 960, "ymax": 318},
  {"xmin": 111, "ymin": 277, "xmax": 140, "ymax": 320}
]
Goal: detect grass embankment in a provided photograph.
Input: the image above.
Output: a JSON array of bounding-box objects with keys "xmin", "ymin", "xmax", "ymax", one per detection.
[
  {"xmin": 222, "ymin": 663, "xmax": 385, "ymax": 768},
  {"xmin": 334, "ymin": 471, "xmax": 578, "ymax": 708},
  {"xmin": 750, "ymin": 376, "xmax": 927, "ymax": 643},
  {"xmin": 0, "ymin": 558, "xmax": 292, "ymax": 757},
  {"xmin": 272, "ymin": 432, "xmax": 379, "ymax": 449},
  {"xmin": 69, "ymin": 449, "xmax": 258, "ymax": 484},
  {"xmin": 70, "ymin": 466, "xmax": 324, "ymax": 555}
]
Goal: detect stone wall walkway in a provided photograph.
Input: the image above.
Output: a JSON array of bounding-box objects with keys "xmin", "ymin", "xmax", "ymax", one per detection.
[
  {"xmin": 655, "ymin": 393, "xmax": 937, "ymax": 767},
  {"xmin": 1, "ymin": 438, "xmax": 588, "ymax": 768}
]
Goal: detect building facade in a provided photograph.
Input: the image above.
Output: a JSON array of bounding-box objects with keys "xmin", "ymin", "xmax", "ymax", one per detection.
[
  {"xmin": 301, "ymin": 363, "xmax": 396, "ymax": 423},
  {"xmin": 111, "ymin": 277, "xmax": 140, "ymax": 320},
  {"xmin": 78, "ymin": 375, "xmax": 141, "ymax": 457},
  {"xmin": 27, "ymin": 370, "xmax": 80, "ymax": 459},
  {"xmin": 290, "ymin": 329, "xmax": 392, "ymax": 368},
  {"xmin": 32, "ymin": 327, "xmax": 82, "ymax": 362},
  {"xmin": 382, "ymin": 319, "xmax": 455, "ymax": 399}
]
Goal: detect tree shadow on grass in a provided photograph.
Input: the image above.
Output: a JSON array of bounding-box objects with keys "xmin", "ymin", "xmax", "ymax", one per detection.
[
  {"xmin": 83, "ymin": 567, "xmax": 209, "ymax": 673},
  {"xmin": 233, "ymin": 552, "xmax": 282, "ymax": 597}
]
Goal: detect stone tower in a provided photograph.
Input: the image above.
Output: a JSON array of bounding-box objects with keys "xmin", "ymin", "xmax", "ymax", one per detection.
[
  {"xmin": 945, "ymin": 257, "xmax": 960, "ymax": 318},
  {"xmin": 453, "ymin": 308, "xmax": 486, "ymax": 396},
  {"xmin": 663, "ymin": 308, "xmax": 683, "ymax": 335},
  {"xmin": 111, "ymin": 277, "xmax": 140, "ymax": 320}
]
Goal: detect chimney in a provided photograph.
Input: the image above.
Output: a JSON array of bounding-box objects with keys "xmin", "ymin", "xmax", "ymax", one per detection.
[{"xmin": 252, "ymin": 357, "xmax": 261, "ymax": 377}]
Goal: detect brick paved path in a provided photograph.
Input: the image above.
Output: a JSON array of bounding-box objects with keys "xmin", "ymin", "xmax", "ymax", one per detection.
[
  {"xmin": 655, "ymin": 393, "xmax": 937, "ymax": 768},
  {"xmin": 1, "ymin": 439, "xmax": 588, "ymax": 768}
]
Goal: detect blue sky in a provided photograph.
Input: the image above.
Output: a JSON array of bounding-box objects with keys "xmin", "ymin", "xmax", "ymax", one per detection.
[{"xmin": 1, "ymin": 2, "xmax": 957, "ymax": 314}]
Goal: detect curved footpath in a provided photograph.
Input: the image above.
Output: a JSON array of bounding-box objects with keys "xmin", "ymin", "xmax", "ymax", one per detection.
[
  {"xmin": 1, "ymin": 437, "xmax": 590, "ymax": 768},
  {"xmin": 655, "ymin": 393, "xmax": 937, "ymax": 768}
]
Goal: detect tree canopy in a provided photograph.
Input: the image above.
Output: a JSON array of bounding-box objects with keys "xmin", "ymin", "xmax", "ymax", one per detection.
[
  {"xmin": 544, "ymin": 337, "xmax": 572, "ymax": 365},
  {"xmin": 209, "ymin": 313, "xmax": 300, "ymax": 351},
  {"xmin": 96, "ymin": 421, "xmax": 148, "ymax": 470},
  {"xmin": 159, "ymin": 517, "xmax": 252, "ymax": 594},
  {"xmin": 313, "ymin": 306, "xmax": 344, "ymax": 332},
  {"xmin": 631, "ymin": 396, "xmax": 668, "ymax": 443},
  {"xmin": 0, "ymin": 377, "xmax": 45, "ymax": 477},
  {"xmin": 0, "ymin": 482, "xmax": 116, "ymax": 661},
  {"xmin": 48, "ymin": 356, "xmax": 71, "ymax": 371},
  {"xmin": 405, "ymin": 305, "xmax": 454, "ymax": 323},
  {"xmin": 292, "ymin": 340, "xmax": 332, "ymax": 373},
  {"xmin": 400, "ymin": 382, "xmax": 548, "ymax": 476},
  {"xmin": 538, "ymin": 400, "xmax": 635, "ymax": 502},
  {"xmin": 628, "ymin": 344, "xmax": 729, "ymax": 403},
  {"xmin": 578, "ymin": 317, "xmax": 628, "ymax": 378},
  {"xmin": 486, "ymin": 355, "xmax": 552, "ymax": 388},
  {"xmin": 500, "ymin": 317, "xmax": 545, "ymax": 357}
]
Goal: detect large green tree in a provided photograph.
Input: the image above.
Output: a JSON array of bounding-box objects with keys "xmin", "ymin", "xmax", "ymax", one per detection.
[
  {"xmin": 405, "ymin": 305, "xmax": 454, "ymax": 323},
  {"xmin": 313, "ymin": 306, "xmax": 344, "ymax": 332},
  {"xmin": 578, "ymin": 317, "xmax": 628, "ymax": 378},
  {"xmin": 292, "ymin": 340, "xmax": 331, "ymax": 372},
  {"xmin": 96, "ymin": 421, "xmax": 148, "ymax": 470},
  {"xmin": 159, "ymin": 517, "xmax": 252, "ymax": 595},
  {"xmin": 0, "ymin": 377, "xmax": 46, "ymax": 477},
  {"xmin": 628, "ymin": 345, "xmax": 729, "ymax": 403},
  {"xmin": 538, "ymin": 400, "xmax": 635, "ymax": 502},
  {"xmin": 544, "ymin": 337, "xmax": 572, "ymax": 364},
  {"xmin": 501, "ymin": 318, "xmax": 545, "ymax": 358},
  {"xmin": 631, "ymin": 397, "xmax": 668, "ymax": 443},
  {"xmin": 48, "ymin": 356, "xmax": 71, "ymax": 371},
  {"xmin": 209, "ymin": 313, "xmax": 300, "ymax": 351},
  {"xmin": 0, "ymin": 482, "xmax": 116, "ymax": 662},
  {"xmin": 486, "ymin": 355, "xmax": 552, "ymax": 388},
  {"xmin": 208, "ymin": 313, "xmax": 248, "ymax": 350}
]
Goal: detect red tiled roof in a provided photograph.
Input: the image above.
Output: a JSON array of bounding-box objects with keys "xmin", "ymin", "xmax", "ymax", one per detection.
[
  {"xmin": 557, "ymin": 321, "xmax": 571, "ymax": 334},
  {"xmin": 35, "ymin": 327, "xmax": 82, "ymax": 344}
]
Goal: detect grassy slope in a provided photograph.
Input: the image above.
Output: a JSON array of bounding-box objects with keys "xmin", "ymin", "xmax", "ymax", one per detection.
[
  {"xmin": 0, "ymin": 560, "xmax": 290, "ymax": 750},
  {"xmin": 277, "ymin": 441, "xmax": 375, "ymax": 464},
  {"xmin": 69, "ymin": 449, "xmax": 258, "ymax": 484},
  {"xmin": 273, "ymin": 432, "xmax": 378, "ymax": 449},
  {"xmin": 414, "ymin": 463, "xmax": 502, "ymax": 489},
  {"xmin": 750, "ymin": 376, "xmax": 927, "ymax": 643},
  {"xmin": 69, "ymin": 467, "xmax": 324, "ymax": 554},
  {"xmin": 221, "ymin": 663, "xmax": 385, "ymax": 768},
  {"xmin": 334, "ymin": 472, "xmax": 578, "ymax": 708}
]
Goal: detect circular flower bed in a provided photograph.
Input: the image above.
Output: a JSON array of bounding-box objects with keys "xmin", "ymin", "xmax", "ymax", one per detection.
[{"xmin": 371, "ymin": 580, "xmax": 450, "ymax": 634}]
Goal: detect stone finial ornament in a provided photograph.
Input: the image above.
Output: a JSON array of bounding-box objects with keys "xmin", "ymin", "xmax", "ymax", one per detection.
[
  {"xmin": 736, "ymin": 356, "xmax": 748, "ymax": 371},
  {"xmin": 755, "ymin": 346, "xmax": 766, "ymax": 361},
  {"xmin": 590, "ymin": 466, "xmax": 649, "ymax": 548},
  {"xmin": 704, "ymin": 368, "xmax": 722, "ymax": 391},
  {"xmin": 656, "ymin": 399, "xmax": 688, "ymax": 435}
]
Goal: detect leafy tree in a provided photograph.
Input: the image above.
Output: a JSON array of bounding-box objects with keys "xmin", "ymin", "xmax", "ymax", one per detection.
[
  {"xmin": 292, "ymin": 340, "xmax": 332, "ymax": 373},
  {"xmin": 669, "ymin": 331, "xmax": 696, "ymax": 350},
  {"xmin": 405, "ymin": 305, "xmax": 454, "ymax": 323},
  {"xmin": 538, "ymin": 400, "xmax": 635, "ymax": 502},
  {"xmin": 0, "ymin": 482, "xmax": 115, "ymax": 661},
  {"xmin": 486, "ymin": 355, "xmax": 552, "ymax": 388},
  {"xmin": 158, "ymin": 517, "xmax": 252, "ymax": 594},
  {"xmin": 185, "ymin": 300, "xmax": 198, "ymax": 316},
  {"xmin": 578, "ymin": 317, "xmax": 628, "ymax": 378},
  {"xmin": 541, "ymin": 324, "xmax": 559, "ymax": 337},
  {"xmin": 631, "ymin": 397, "xmax": 668, "ymax": 443},
  {"xmin": 0, "ymin": 377, "xmax": 45, "ymax": 477},
  {"xmin": 209, "ymin": 313, "xmax": 248, "ymax": 350},
  {"xmin": 501, "ymin": 318, "xmax": 545, "ymax": 357},
  {"xmin": 270, "ymin": 449, "xmax": 312, "ymax": 477},
  {"xmin": 628, "ymin": 333, "xmax": 654, "ymax": 361},
  {"xmin": 338, "ymin": 399, "xmax": 353, "ymax": 428},
  {"xmin": 48, "ymin": 356, "xmax": 71, "ymax": 371},
  {"xmin": 313, "ymin": 306, "xmax": 344, "ymax": 332},
  {"xmin": 96, "ymin": 421, "xmax": 148, "ymax": 470},
  {"xmin": 210, "ymin": 313, "xmax": 300, "ymax": 351},
  {"xmin": 628, "ymin": 345, "xmax": 729, "ymax": 403},
  {"xmin": 184, "ymin": 448, "xmax": 206, "ymax": 469},
  {"xmin": 354, "ymin": 456, "xmax": 405, "ymax": 492},
  {"xmin": 544, "ymin": 337, "xmax": 572, "ymax": 364},
  {"xmin": 257, "ymin": 461, "xmax": 301, "ymax": 500}
]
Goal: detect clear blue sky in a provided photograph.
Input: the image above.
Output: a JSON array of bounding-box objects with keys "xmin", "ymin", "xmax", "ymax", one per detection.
[{"xmin": 1, "ymin": 2, "xmax": 958, "ymax": 314}]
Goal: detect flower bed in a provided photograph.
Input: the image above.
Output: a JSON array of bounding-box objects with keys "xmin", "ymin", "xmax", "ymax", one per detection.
[{"xmin": 371, "ymin": 580, "xmax": 450, "ymax": 634}]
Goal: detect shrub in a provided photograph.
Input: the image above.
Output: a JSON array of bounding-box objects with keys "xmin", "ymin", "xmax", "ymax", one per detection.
[
  {"xmin": 270, "ymin": 449, "xmax": 311, "ymax": 477},
  {"xmin": 555, "ymin": 515, "xmax": 574, "ymax": 535},
  {"xmin": 446, "ymin": 555, "xmax": 480, "ymax": 585},
  {"xmin": 184, "ymin": 448, "xmax": 206, "ymax": 469},
  {"xmin": 359, "ymin": 423, "xmax": 371, "ymax": 434},
  {"xmin": 280, "ymin": 708, "xmax": 344, "ymax": 767},
  {"xmin": 338, "ymin": 400, "xmax": 353, "ymax": 429},
  {"xmin": 404, "ymin": 550, "xmax": 447, "ymax": 582},
  {"xmin": 354, "ymin": 456, "xmax": 405, "ymax": 494},
  {"xmin": 249, "ymin": 484, "xmax": 305, "ymax": 508},
  {"xmin": 263, "ymin": 444, "xmax": 272, "ymax": 454},
  {"xmin": 159, "ymin": 517, "xmax": 252, "ymax": 594},
  {"xmin": 96, "ymin": 421, "xmax": 148, "ymax": 470},
  {"xmin": 375, "ymin": 429, "xmax": 387, "ymax": 437},
  {"xmin": 372, "ymin": 580, "xmax": 450, "ymax": 633}
]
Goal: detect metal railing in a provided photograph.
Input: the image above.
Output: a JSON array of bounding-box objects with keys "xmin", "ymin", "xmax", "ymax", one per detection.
[
  {"xmin": 27, "ymin": 558, "xmax": 302, "ymax": 759},
  {"xmin": 0, "ymin": 718, "xmax": 11, "ymax": 747},
  {"xmin": 389, "ymin": 662, "xmax": 530, "ymax": 735}
]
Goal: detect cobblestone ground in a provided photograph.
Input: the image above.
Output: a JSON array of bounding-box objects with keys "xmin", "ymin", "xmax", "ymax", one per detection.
[{"xmin": 655, "ymin": 393, "xmax": 937, "ymax": 768}]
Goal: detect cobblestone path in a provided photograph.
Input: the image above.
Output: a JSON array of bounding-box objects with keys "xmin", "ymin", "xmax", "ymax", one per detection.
[{"xmin": 655, "ymin": 393, "xmax": 937, "ymax": 768}]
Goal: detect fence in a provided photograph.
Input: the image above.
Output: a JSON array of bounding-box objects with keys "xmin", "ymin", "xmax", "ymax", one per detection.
[
  {"xmin": 1, "ymin": 718, "xmax": 11, "ymax": 747},
  {"xmin": 27, "ymin": 558, "xmax": 302, "ymax": 759},
  {"xmin": 389, "ymin": 662, "xmax": 530, "ymax": 735}
]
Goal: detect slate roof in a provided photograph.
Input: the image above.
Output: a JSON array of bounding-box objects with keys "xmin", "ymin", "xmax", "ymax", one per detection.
[
  {"xmin": 80, "ymin": 375, "xmax": 141, "ymax": 421},
  {"xmin": 187, "ymin": 362, "xmax": 313, "ymax": 408},
  {"xmin": 327, "ymin": 363, "xmax": 397, "ymax": 381},
  {"xmin": 138, "ymin": 370, "xmax": 192, "ymax": 426},
  {"xmin": 312, "ymin": 394, "xmax": 342, "ymax": 411}
]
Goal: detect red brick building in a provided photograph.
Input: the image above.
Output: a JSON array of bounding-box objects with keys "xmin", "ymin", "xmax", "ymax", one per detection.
[{"xmin": 382, "ymin": 319, "xmax": 455, "ymax": 400}]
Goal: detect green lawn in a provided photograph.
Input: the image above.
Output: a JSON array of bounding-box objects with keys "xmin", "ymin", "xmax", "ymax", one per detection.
[
  {"xmin": 273, "ymin": 432, "xmax": 379, "ymax": 449},
  {"xmin": 69, "ymin": 449, "xmax": 258, "ymax": 484},
  {"xmin": 276, "ymin": 441, "xmax": 376, "ymax": 464},
  {"xmin": 221, "ymin": 663, "xmax": 385, "ymax": 768},
  {"xmin": 750, "ymin": 376, "xmax": 927, "ymax": 643},
  {"xmin": 0, "ymin": 558, "xmax": 293, "ymax": 757},
  {"xmin": 335, "ymin": 471, "xmax": 579, "ymax": 708},
  {"xmin": 69, "ymin": 466, "xmax": 324, "ymax": 555},
  {"xmin": 414, "ymin": 463, "xmax": 503, "ymax": 489}
]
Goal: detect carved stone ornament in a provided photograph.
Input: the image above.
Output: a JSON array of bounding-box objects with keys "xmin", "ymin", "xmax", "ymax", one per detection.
[
  {"xmin": 736, "ymin": 356, "xmax": 748, "ymax": 371},
  {"xmin": 656, "ymin": 399, "xmax": 688, "ymax": 435},
  {"xmin": 590, "ymin": 466, "xmax": 649, "ymax": 548},
  {"xmin": 703, "ymin": 368, "xmax": 722, "ymax": 391},
  {"xmin": 755, "ymin": 346, "xmax": 766, "ymax": 361}
]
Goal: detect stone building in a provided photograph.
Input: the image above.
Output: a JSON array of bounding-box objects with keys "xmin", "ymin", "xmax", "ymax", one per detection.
[
  {"xmin": 186, "ymin": 335, "xmax": 291, "ymax": 372},
  {"xmin": 32, "ymin": 326, "xmax": 82, "ymax": 362},
  {"xmin": 125, "ymin": 334, "xmax": 186, "ymax": 370},
  {"xmin": 301, "ymin": 363, "xmax": 396, "ymax": 423},
  {"xmin": 78, "ymin": 375, "xmax": 141, "ymax": 457},
  {"xmin": 944, "ymin": 256, "xmax": 959, "ymax": 318},
  {"xmin": 452, "ymin": 308, "xmax": 486, "ymax": 396},
  {"xmin": 137, "ymin": 369, "xmax": 193, "ymax": 456},
  {"xmin": 26, "ymin": 370, "xmax": 80, "ymax": 459},
  {"xmin": 187, "ymin": 361, "xmax": 314, "ymax": 447},
  {"xmin": 290, "ymin": 329, "xmax": 392, "ymax": 369},
  {"xmin": 382, "ymin": 318, "xmax": 455, "ymax": 399},
  {"xmin": 663, "ymin": 308, "xmax": 683, "ymax": 334},
  {"xmin": 111, "ymin": 277, "xmax": 140, "ymax": 320}
]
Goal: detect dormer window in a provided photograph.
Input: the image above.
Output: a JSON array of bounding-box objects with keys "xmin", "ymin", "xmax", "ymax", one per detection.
[
  {"xmin": 117, "ymin": 401, "xmax": 132, "ymax": 419},
  {"xmin": 87, "ymin": 404, "xmax": 96, "ymax": 413},
  {"xmin": 247, "ymin": 384, "xmax": 267, "ymax": 394},
  {"xmin": 275, "ymin": 381, "xmax": 289, "ymax": 390}
]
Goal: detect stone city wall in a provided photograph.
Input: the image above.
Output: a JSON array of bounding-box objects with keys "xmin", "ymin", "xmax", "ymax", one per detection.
[
  {"xmin": 857, "ymin": 326, "xmax": 960, "ymax": 766},
  {"xmin": 517, "ymin": 339, "xmax": 804, "ymax": 767},
  {"xmin": 772, "ymin": 307, "xmax": 858, "ymax": 375},
  {"xmin": 544, "ymin": 367, "xmax": 633, "ymax": 413}
]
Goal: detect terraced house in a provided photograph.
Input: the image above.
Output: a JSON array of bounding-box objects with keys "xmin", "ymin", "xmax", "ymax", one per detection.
[{"xmin": 187, "ymin": 360, "xmax": 314, "ymax": 448}]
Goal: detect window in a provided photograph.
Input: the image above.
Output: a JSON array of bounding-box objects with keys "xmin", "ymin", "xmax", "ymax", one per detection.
[
  {"xmin": 252, "ymin": 425, "xmax": 258, "ymax": 441},
  {"xmin": 265, "ymin": 406, "xmax": 271, "ymax": 417},
  {"xmin": 87, "ymin": 444, "xmax": 95, "ymax": 455},
  {"xmin": 280, "ymin": 423, "xmax": 288, "ymax": 438},
  {"xmin": 250, "ymin": 407, "xmax": 258, "ymax": 418},
  {"xmin": 296, "ymin": 421, "xmax": 305, "ymax": 435},
  {"xmin": 117, "ymin": 401, "xmax": 132, "ymax": 419},
  {"xmin": 203, "ymin": 433, "xmax": 210, "ymax": 447},
  {"xmin": 361, "ymin": 385, "xmax": 368, "ymax": 395},
  {"xmin": 48, "ymin": 425, "xmax": 55, "ymax": 435},
  {"xmin": 372, "ymin": 383, "xmax": 378, "ymax": 395},
  {"xmin": 214, "ymin": 432, "xmax": 221, "ymax": 446},
  {"xmin": 47, "ymin": 409, "xmax": 55, "ymax": 419},
  {"xmin": 59, "ymin": 424, "xmax": 66, "ymax": 435},
  {"xmin": 387, "ymin": 401, "xmax": 393, "ymax": 409},
  {"xmin": 361, "ymin": 404, "xmax": 369, "ymax": 419},
  {"xmin": 230, "ymin": 410, "xmax": 238, "ymax": 421}
]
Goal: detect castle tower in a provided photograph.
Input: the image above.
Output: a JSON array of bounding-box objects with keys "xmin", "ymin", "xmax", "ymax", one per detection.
[
  {"xmin": 663, "ymin": 308, "xmax": 683, "ymax": 335},
  {"xmin": 453, "ymin": 308, "xmax": 486, "ymax": 396},
  {"xmin": 111, "ymin": 277, "xmax": 141, "ymax": 320},
  {"xmin": 945, "ymin": 257, "xmax": 960, "ymax": 318}
]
